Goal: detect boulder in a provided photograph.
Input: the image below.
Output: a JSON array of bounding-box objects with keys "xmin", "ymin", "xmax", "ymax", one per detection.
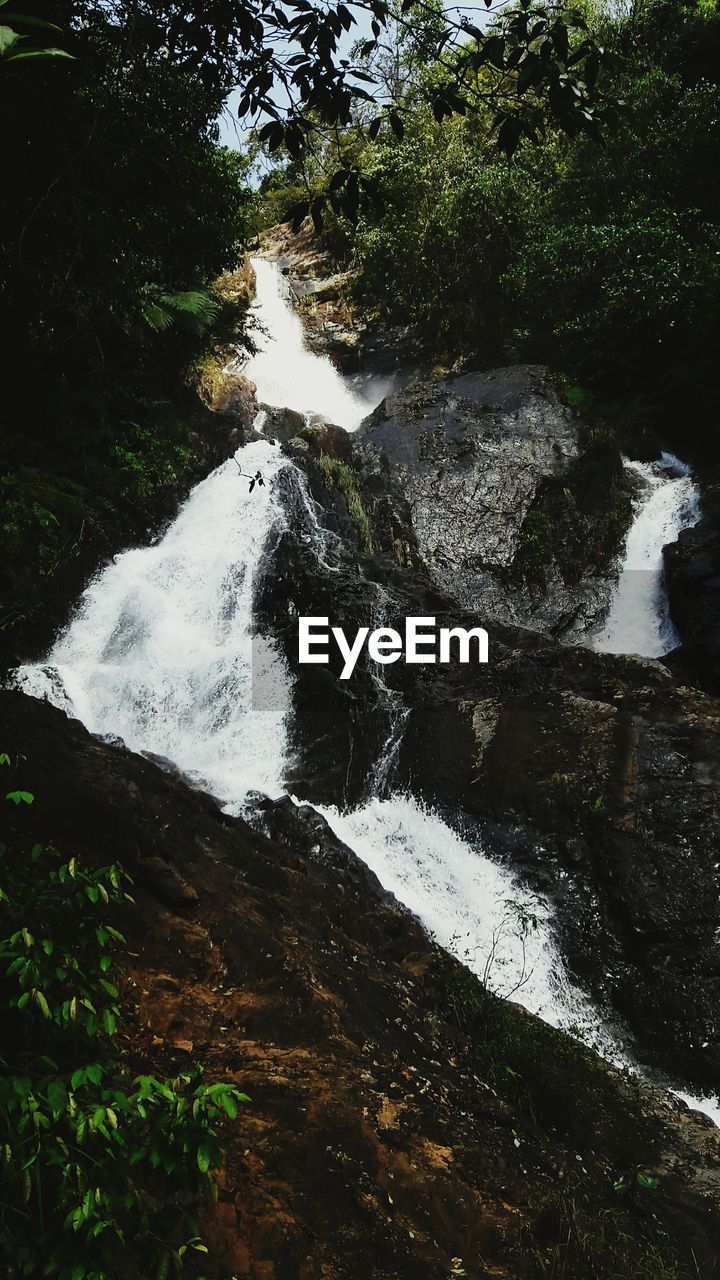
[{"xmin": 354, "ymin": 367, "xmax": 622, "ymax": 637}]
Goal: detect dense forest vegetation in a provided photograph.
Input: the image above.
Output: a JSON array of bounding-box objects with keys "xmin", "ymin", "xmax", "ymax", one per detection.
[{"xmin": 260, "ymin": 0, "xmax": 720, "ymax": 447}]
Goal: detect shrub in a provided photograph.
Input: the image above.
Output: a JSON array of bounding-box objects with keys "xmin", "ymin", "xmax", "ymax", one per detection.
[{"xmin": 0, "ymin": 758, "xmax": 247, "ymax": 1280}]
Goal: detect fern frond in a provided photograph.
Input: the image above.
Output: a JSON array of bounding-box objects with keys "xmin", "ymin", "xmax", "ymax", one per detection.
[
  {"xmin": 160, "ymin": 291, "xmax": 220, "ymax": 335},
  {"xmin": 140, "ymin": 300, "xmax": 174, "ymax": 333}
]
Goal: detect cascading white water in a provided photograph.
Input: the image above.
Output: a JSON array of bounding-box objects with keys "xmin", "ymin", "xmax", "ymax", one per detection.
[
  {"xmin": 316, "ymin": 799, "xmax": 720, "ymax": 1122},
  {"xmin": 318, "ymin": 796, "xmax": 622, "ymax": 1052},
  {"xmin": 17, "ymin": 440, "xmax": 294, "ymax": 805},
  {"xmin": 14, "ymin": 270, "xmax": 719, "ymax": 1123},
  {"xmin": 593, "ymin": 452, "xmax": 701, "ymax": 658},
  {"xmin": 243, "ymin": 259, "xmax": 372, "ymax": 431}
]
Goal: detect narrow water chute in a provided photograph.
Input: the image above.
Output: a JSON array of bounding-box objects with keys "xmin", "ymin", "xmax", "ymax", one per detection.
[{"xmin": 593, "ymin": 453, "xmax": 700, "ymax": 657}]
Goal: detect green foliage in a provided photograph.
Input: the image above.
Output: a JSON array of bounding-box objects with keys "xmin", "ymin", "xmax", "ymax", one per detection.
[
  {"xmin": 509, "ymin": 64, "xmax": 720, "ymax": 420},
  {"xmin": 139, "ymin": 291, "xmax": 222, "ymax": 339},
  {"xmin": 4, "ymin": 790, "xmax": 34, "ymax": 806},
  {"xmin": 0, "ymin": 759, "xmax": 247, "ymax": 1279},
  {"xmin": 0, "ymin": 410, "xmax": 201, "ymax": 646},
  {"xmin": 271, "ymin": 0, "xmax": 619, "ymax": 230},
  {"xmin": 317, "ymin": 454, "xmax": 373, "ymax": 552},
  {"xmin": 332, "ymin": 0, "xmax": 720, "ymax": 440},
  {"xmin": 355, "ymin": 111, "xmax": 546, "ymax": 352},
  {"xmin": 0, "ymin": 0, "xmax": 75, "ymax": 67},
  {"xmin": 1, "ymin": 18, "xmax": 255, "ymax": 410},
  {"xmin": 254, "ymin": 181, "xmax": 309, "ymax": 233},
  {"xmin": 613, "ymin": 1166, "xmax": 661, "ymax": 1196}
]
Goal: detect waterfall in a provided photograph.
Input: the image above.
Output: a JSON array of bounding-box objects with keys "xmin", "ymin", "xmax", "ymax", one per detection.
[
  {"xmin": 16, "ymin": 440, "xmax": 295, "ymax": 806},
  {"xmin": 593, "ymin": 453, "xmax": 701, "ymax": 657},
  {"xmin": 243, "ymin": 259, "xmax": 373, "ymax": 431},
  {"xmin": 14, "ymin": 266, "xmax": 718, "ymax": 1123},
  {"xmin": 318, "ymin": 796, "xmax": 624, "ymax": 1052}
]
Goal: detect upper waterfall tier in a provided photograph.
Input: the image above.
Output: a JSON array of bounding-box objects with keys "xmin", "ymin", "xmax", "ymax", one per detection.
[{"xmin": 243, "ymin": 258, "xmax": 372, "ymax": 431}]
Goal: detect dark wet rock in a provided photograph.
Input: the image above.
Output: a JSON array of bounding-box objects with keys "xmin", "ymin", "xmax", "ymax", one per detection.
[
  {"xmin": 666, "ymin": 468, "xmax": 720, "ymax": 693},
  {"xmin": 393, "ymin": 632, "xmax": 720, "ymax": 1093},
  {"xmin": 202, "ymin": 371, "xmax": 258, "ymax": 432},
  {"xmin": 136, "ymin": 853, "xmax": 200, "ymax": 907},
  {"xmin": 256, "ymin": 402, "xmax": 306, "ymax": 445},
  {"xmin": 353, "ymin": 367, "xmax": 624, "ymax": 639},
  {"xmin": 251, "ymin": 793, "xmax": 395, "ymax": 905},
  {"xmin": 279, "ymin": 418, "xmax": 424, "ymax": 570},
  {"xmin": 255, "ymin": 524, "xmax": 393, "ymax": 805},
  {"xmin": 300, "ymin": 420, "xmax": 354, "ymax": 462}
]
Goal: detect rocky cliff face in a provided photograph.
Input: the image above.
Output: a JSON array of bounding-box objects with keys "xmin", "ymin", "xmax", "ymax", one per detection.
[
  {"xmin": 257, "ymin": 235, "xmax": 634, "ymax": 647},
  {"xmin": 4, "ymin": 688, "xmax": 720, "ymax": 1280},
  {"xmin": 396, "ymin": 629, "xmax": 720, "ymax": 1092},
  {"xmin": 300, "ymin": 374, "xmax": 630, "ymax": 647}
]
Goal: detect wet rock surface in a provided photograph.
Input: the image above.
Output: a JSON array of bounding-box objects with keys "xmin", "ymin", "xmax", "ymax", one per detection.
[
  {"xmin": 258, "ymin": 223, "xmax": 420, "ymax": 378},
  {"xmin": 4, "ymin": 687, "xmax": 720, "ymax": 1279},
  {"xmin": 396, "ymin": 633, "xmax": 720, "ymax": 1093},
  {"xmin": 353, "ymin": 368, "xmax": 621, "ymax": 638}
]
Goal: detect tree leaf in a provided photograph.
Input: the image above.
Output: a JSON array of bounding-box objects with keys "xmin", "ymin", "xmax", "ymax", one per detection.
[
  {"xmin": 0, "ymin": 23, "xmax": 19, "ymax": 55},
  {"xmin": 6, "ymin": 46, "xmax": 75, "ymax": 61},
  {"xmin": 310, "ymin": 195, "xmax": 324, "ymax": 233},
  {"xmin": 47, "ymin": 1080, "xmax": 67, "ymax": 1119},
  {"xmin": 2, "ymin": 14, "xmax": 62, "ymax": 30},
  {"xmin": 34, "ymin": 989, "xmax": 51, "ymax": 1018},
  {"xmin": 497, "ymin": 115, "xmax": 522, "ymax": 156},
  {"xmin": 5, "ymin": 790, "xmax": 34, "ymax": 805}
]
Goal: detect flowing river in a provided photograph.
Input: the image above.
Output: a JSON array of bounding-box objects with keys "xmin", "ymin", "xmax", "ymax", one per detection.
[{"xmin": 15, "ymin": 259, "xmax": 715, "ymax": 1120}]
